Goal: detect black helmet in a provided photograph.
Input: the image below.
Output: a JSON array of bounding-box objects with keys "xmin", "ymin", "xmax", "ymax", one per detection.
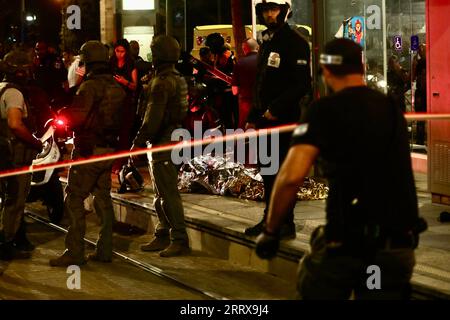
[
  {"xmin": 2, "ymin": 49, "xmax": 33, "ymax": 84},
  {"xmin": 118, "ymin": 161, "xmax": 144, "ymax": 194},
  {"xmin": 255, "ymin": 0, "xmax": 292, "ymax": 30},
  {"xmin": 151, "ymin": 35, "xmax": 180, "ymax": 67},
  {"xmin": 79, "ymin": 40, "xmax": 109, "ymax": 65},
  {"xmin": 205, "ymin": 33, "xmax": 225, "ymax": 55},
  {"xmin": 3, "ymin": 49, "xmax": 33, "ymax": 74}
]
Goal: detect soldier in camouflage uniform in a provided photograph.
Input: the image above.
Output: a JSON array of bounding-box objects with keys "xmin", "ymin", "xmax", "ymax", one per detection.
[
  {"xmin": 50, "ymin": 41, "xmax": 126, "ymax": 267},
  {"xmin": 131, "ymin": 35, "xmax": 190, "ymax": 257},
  {"xmin": 0, "ymin": 49, "xmax": 43, "ymax": 261}
]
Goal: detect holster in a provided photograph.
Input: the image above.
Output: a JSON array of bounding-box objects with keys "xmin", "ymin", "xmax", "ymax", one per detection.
[
  {"xmin": 0, "ymin": 137, "xmax": 13, "ymax": 171},
  {"xmin": 10, "ymin": 139, "xmax": 38, "ymax": 167}
]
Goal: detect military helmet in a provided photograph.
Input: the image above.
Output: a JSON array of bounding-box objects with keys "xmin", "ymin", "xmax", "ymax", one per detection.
[
  {"xmin": 150, "ymin": 35, "xmax": 180, "ymax": 64},
  {"xmin": 3, "ymin": 49, "xmax": 33, "ymax": 74},
  {"xmin": 79, "ymin": 40, "xmax": 109, "ymax": 65}
]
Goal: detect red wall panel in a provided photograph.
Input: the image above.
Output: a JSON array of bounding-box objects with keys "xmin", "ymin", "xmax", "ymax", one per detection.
[{"xmin": 428, "ymin": 0, "xmax": 450, "ymax": 197}]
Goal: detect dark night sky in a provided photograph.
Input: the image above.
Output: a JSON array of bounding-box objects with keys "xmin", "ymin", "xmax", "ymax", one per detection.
[
  {"xmin": 0, "ymin": 0, "xmax": 62, "ymax": 46},
  {"xmin": 0, "ymin": 0, "xmax": 253, "ymax": 51},
  {"xmin": 26, "ymin": 0, "xmax": 63, "ymax": 45}
]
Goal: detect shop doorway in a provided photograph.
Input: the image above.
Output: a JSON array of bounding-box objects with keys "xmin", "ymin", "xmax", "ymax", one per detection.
[{"xmin": 123, "ymin": 26, "xmax": 154, "ymax": 62}]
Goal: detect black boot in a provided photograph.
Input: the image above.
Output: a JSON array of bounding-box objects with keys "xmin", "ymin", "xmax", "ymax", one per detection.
[
  {"xmin": 13, "ymin": 221, "xmax": 35, "ymax": 252},
  {"xmin": 244, "ymin": 220, "xmax": 265, "ymax": 236},
  {"xmin": 279, "ymin": 223, "xmax": 296, "ymax": 240},
  {"xmin": 0, "ymin": 241, "xmax": 31, "ymax": 261}
]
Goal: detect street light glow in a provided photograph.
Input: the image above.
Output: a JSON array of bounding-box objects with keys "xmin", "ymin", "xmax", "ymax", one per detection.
[
  {"xmin": 26, "ymin": 15, "xmax": 36, "ymax": 22},
  {"xmin": 122, "ymin": 0, "xmax": 154, "ymax": 10}
]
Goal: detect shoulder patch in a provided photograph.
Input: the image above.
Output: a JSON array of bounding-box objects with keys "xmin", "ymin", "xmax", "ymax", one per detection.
[{"xmin": 293, "ymin": 124, "xmax": 309, "ymax": 137}]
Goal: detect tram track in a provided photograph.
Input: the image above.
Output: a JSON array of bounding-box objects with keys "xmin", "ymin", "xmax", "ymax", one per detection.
[
  {"xmin": 25, "ymin": 210, "xmax": 228, "ymax": 301},
  {"xmin": 24, "ymin": 208, "xmax": 446, "ymax": 300}
]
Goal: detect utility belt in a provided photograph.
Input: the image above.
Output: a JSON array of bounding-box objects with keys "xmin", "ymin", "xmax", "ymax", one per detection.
[
  {"xmin": 311, "ymin": 225, "xmax": 417, "ymax": 259},
  {"xmin": 0, "ymin": 136, "xmax": 12, "ymax": 171},
  {"xmin": 0, "ymin": 136, "xmax": 37, "ymax": 168},
  {"xmin": 326, "ymin": 233, "xmax": 416, "ymax": 253},
  {"xmin": 75, "ymin": 134, "xmax": 117, "ymax": 157},
  {"xmin": 95, "ymin": 142, "xmax": 116, "ymax": 149}
]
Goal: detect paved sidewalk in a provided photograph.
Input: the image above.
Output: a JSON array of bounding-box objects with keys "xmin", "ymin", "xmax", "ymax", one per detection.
[{"xmin": 123, "ymin": 169, "xmax": 450, "ymax": 299}]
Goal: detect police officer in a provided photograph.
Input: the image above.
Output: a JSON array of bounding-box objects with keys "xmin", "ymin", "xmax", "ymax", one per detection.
[
  {"xmin": 49, "ymin": 41, "xmax": 126, "ymax": 266},
  {"xmin": 0, "ymin": 48, "xmax": 43, "ymax": 260},
  {"xmin": 131, "ymin": 35, "xmax": 190, "ymax": 257},
  {"xmin": 256, "ymin": 38, "xmax": 426, "ymax": 299},
  {"xmin": 245, "ymin": 0, "xmax": 312, "ymax": 238}
]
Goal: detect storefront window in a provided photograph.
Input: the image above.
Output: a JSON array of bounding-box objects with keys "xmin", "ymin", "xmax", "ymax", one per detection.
[
  {"xmin": 322, "ymin": 0, "xmax": 426, "ymax": 151},
  {"xmin": 291, "ymin": 0, "xmax": 313, "ymax": 27}
]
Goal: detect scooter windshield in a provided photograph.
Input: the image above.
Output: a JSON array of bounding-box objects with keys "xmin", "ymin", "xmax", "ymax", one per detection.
[{"xmin": 36, "ymin": 137, "xmax": 54, "ymax": 160}]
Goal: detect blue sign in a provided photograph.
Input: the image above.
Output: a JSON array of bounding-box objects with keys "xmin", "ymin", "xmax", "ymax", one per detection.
[
  {"xmin": 393, "ymin": 35, "xmax": 403, "ymax": 51},
  {"xmin": 411, "ymin": 35, "xmax": 420, "ymax": 51},
  {"xmin": 343, "ymin": 16, "xmax": 366, "ymax": 48}
]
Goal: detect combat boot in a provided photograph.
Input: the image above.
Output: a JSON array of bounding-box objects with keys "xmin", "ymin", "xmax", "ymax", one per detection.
[
  {"xmin": 140, "ymin": 236, "xmax": 170, "ymax": 252},
  {"xmin": 159, "ymin": 242, "xmax": 191, "ymax": 257},
  {"xmin": 86, "ymin": 251, "xmax": 112, "ymax": 263},
  {"xmin": 279, "ymin": 223, "xmax": 296, "ymax": 240},
  {"xmin": 0, "ymin": 242, "xmax": 31, "ymax": 260},
  {"xmin": 14, "ymin": 220, "xmax": 35, "ymax": 252},
  {"xmin": 49, "ymin": 250, "xmax": 86, "ymax": 267},
  {"xmin": 13, "ymin": 237, "xmax": 35, "ymax": 252},
  {"xmin": 14, "ymin": 230, "xmax": 35, "ymax": 252},
  {"xmin": 244, "ymin": 220, "xmax": 264, "ymax": 237}
]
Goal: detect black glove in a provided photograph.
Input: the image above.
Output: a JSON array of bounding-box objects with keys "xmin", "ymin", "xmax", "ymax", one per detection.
[{"xmin": 255, "ymin": 231, "xmax": 280, "ymax": 260}]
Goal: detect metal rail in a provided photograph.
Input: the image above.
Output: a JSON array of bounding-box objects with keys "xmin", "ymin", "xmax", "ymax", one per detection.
[{"xmin": 25, "ymin": 211, "xmax": 229, "ymax": 301}]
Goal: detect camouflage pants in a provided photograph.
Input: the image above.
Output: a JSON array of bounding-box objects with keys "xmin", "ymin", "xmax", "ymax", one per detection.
[
  {"xmin": 64, "ymin": 148, "xmax": 115, "ymax": 261},
  {"xmin": 0, "ymin": 173, "xmax": 31, "ymax": 242},
  {"xmin": 296, "ymin": 227, "xmax": 415, "ymax": 300},
  {"xmin": 0, "ymin": 141, "xmax": 35, "ymax": 243},
  {"xmin": 149, "ymin": 160, "xmax": 188, "ymax": 244}
]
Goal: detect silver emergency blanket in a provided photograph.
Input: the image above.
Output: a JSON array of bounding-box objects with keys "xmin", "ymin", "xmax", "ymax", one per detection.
[{"xmin": 178, "ymin": 155, "xmax": 328, "ymax": 201}]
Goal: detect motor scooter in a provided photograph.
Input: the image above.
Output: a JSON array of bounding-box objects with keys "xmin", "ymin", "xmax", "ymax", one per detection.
[{"xmin": 27, "ymin": 118, "xmax": 69, "ymax": 224}]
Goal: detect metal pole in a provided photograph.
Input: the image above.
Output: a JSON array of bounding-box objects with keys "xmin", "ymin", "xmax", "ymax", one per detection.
[
  {"xmin": 166, "ymin": 0, "xmax": 173, "ymax": 36},
  {"xmin": 252, "ymin": 0, "xmax": 257, "ymax": 39},
  {"xmin": 382, "ymin": 0, "xmax": 388, "ymax": 94}
]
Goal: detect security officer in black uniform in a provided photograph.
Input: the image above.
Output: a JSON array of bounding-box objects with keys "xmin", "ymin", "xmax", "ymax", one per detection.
[
  {"xmin": 49, "ymin": 41, "xmax": 126, "ymax": 266},
  {"xmin": 256, "ymin": 38, "xmax": 427, "ymax": 299},
  {"xmin": 131, "ymin": 35, "xmax": 190, "ymax": 257},
  {"xmin": 245, "ymin": 0, "xmax": 312, "ymax": 238},
  {"xmin": 0, "ymin": 48, "xmax": 43, "ymax": 260}
]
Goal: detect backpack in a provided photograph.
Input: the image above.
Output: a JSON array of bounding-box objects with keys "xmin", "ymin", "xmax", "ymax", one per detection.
[{"xmin": 81, "ymin": 76, "xmax": 126, "ymax": 147}]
